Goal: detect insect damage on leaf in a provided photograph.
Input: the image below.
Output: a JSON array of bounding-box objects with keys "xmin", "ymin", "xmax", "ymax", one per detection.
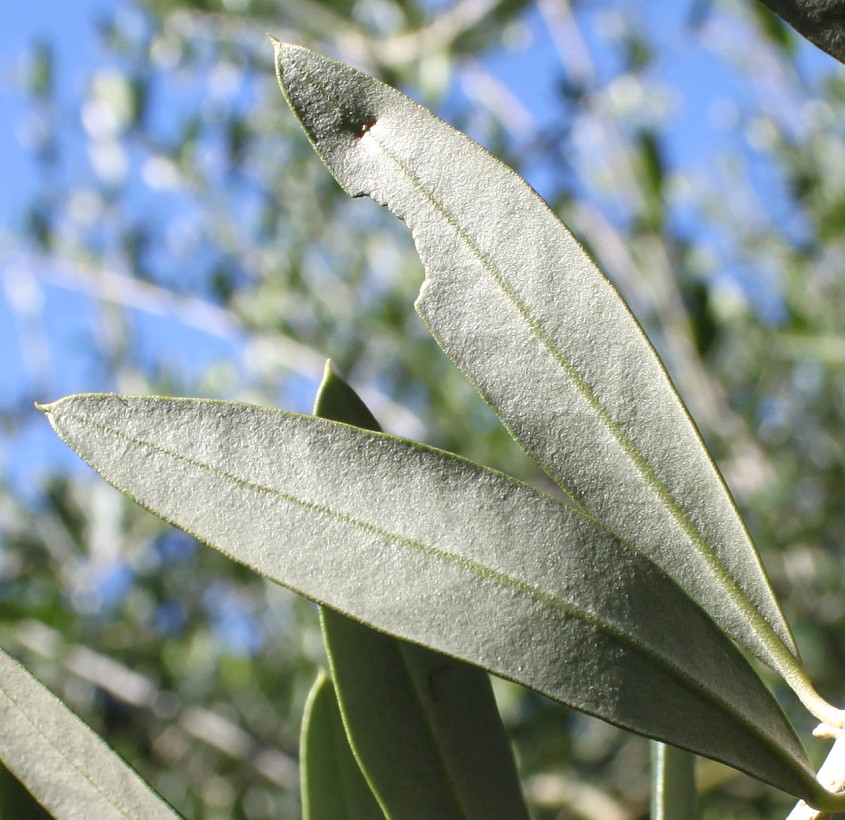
[{"xmin": 270, "ymin": 41, "xmax": 845, "ymax": 733}]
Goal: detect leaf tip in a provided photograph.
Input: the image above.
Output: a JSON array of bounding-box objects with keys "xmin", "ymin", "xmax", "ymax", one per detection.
[
  {"xmin": 266, "ymin": 36, "xmax": 301, "ymax": 68},
  {"xmin": 270, "ymin": 40, "xmax": 309, "ymax": 77},
  {"xmin": 35, "ymin": 394, "xmax": 83, "ymax": 416}
]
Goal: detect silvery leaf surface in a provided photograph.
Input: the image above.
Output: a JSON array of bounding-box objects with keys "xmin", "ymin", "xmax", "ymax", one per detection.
[
  {"xmin": 272, "ymin": 42, "xmax": 796, "ymax": 677},
  {"xmin": 41, "ymin": 394, "xmax": 820, "ymax": 800}
]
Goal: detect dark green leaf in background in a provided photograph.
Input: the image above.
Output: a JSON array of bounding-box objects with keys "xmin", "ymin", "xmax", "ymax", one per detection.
[
  {"xmin": 756, "ymin": 0, "xmax": 845, "ymax": 65},
  {"xmin": 313, "ymin": 361, "xmax": 382, "ymax": 431},
  {"xmin": 319, "ymin": 609, "xmax": 530, "ymax": 820},
  {"xmin": 314, "ymin": 362, "xmax": 530, "ymax": 820},
  {"xmin": 300, "ymin": 670, "xmax": 384, "ymax": 820},
  {"xmin": 650, "ymin": 741, "xmax": 696, "ymax": 820}
]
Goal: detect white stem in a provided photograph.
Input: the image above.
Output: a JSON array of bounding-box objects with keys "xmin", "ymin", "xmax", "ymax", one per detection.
[{"xmin": 787, "ymin": 729, "xmax": 845, "ymax": 820}]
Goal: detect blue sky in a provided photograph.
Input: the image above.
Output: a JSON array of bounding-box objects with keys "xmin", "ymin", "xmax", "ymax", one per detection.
[
  {"xmin": 0, "ymin": 0, "xmax": 836, "ymax": 497},
  {"xmin": 0, "ymin": 0, "xmax": 252, "ymax": 493},
  {"xmin": 0, "ymin": 0, "xmax": 112, "ymax": 228}
]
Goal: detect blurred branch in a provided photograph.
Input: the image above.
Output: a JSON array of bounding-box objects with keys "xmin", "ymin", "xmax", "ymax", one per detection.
[
  {"xmin": 537, "ymin": 0, "xmax": 595, "ymax": 88},
  {"xmin": 776, "ymin": 334, "xmax": 845, "ymax": 362},
  {"xmin": 461, "ymin": 59, "xmax": 536, "ymax": 140},
  {"xmin": 524, "ymin": 771, "xmax": 637, "ymax": 820},
  {"xmin": 361, "ymin": 0, "xmax": 514, "ymax": 66},
  {"xmin": 172, "ymin": 0, "xmax": 516, "ymax": 72},
  {"xmin": 4, "ymin": 255, "xmax": 426, "ymax": 439}
]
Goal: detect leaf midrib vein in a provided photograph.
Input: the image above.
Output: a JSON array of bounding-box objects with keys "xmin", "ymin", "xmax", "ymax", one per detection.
[
  {"xmin": 58, "ymin": 407, "xmax": 793, "ymax": 766},
  {"xmin": 378, "ymin": 133, "xmax": 783, "ymax": 649},
  {"xmin": 285, "ymin": 54, "xmax": 790, "ymax": 667}
]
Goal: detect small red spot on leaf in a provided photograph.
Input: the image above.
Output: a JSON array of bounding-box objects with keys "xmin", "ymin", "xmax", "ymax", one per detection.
[{"xmin": 358, "ymin": 119, "xmax": 377, "ymax": 138}]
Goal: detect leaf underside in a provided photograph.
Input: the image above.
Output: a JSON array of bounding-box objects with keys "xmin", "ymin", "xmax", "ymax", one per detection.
[
  {"xmin": 0, "ymin": 645, "xmax": 181, "ymax": 820},
  {"xmin": 272, "ymin": 42, "xmax": 797, "ymax": 677},
  {"xmin": 43, "ymin": 394, "xmax": 817, "ymax": 800}
]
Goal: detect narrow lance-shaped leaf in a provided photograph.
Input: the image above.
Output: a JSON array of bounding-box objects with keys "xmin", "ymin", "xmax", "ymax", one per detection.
[
  {"xmin": 38, "ymin": 394, "xmax": 845, "ymax": 810},
  {"xmin": 271, "ymin": 42, "xmax": 841, "ymax": 725},
  {"xmin": 300, "ymin": 670, "xmax": 385, "ymax": 820},
  {"xmin": 0, "ymin": 644, "xmax": 182, "ymax": 820},
  {"xmin": 314, "ymin": 362, "xmax": 530, "ymax": 820},
  {"xmin": 756, "ymin": 0, "xmax": 845, "ymax": 66}
]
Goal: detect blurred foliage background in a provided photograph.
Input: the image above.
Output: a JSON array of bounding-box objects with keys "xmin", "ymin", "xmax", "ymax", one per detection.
[{"xmin": 1, "ymin": 0, "xmax": 845, "ymax": 817}]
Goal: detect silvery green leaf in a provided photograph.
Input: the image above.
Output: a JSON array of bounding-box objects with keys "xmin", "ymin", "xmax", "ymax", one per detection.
[
  {"xmin": 300, "ymin": 670, "xmax": 384, "ymax": 820},
  {"xmin": 0, "ymin": 645, "xmax": 181, "ymax": 820},
  {"xmin": 270, "ymin": 42, "xmax": 810, "ymax": 699},
  {"xmin": 758, "ymin": 0, "xmax": 845, "ymax": 65},
  {"xmin": 314, "ymin": 363, "xmax": 529, "ymax": 820},
  {"xmin": 40, "ymin": 393, "xmax": 828, "ymax": 802}
]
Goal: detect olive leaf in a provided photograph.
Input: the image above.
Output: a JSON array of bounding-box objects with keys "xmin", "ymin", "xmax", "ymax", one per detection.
[
  {"xmin": 300, "ymin": 670, "xmax": 385, "ymax": 820},
  {"xmin": 271, "ymin": 42, "xmax": 843, "ymax": 726},
  {"xmin": 757, "ymin": 0, "xmax": 845, "ymax": 65},
  {"xmin": 40, "ymin": 393, "xmax": 840, "ymax": 806},
  {"xmin": 0, "ymin": 644, "xmax": 181, "ymax": 820},
  {"xmin": 314, "ymin": 362, "xmax": 529, "ymax": 820}
]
